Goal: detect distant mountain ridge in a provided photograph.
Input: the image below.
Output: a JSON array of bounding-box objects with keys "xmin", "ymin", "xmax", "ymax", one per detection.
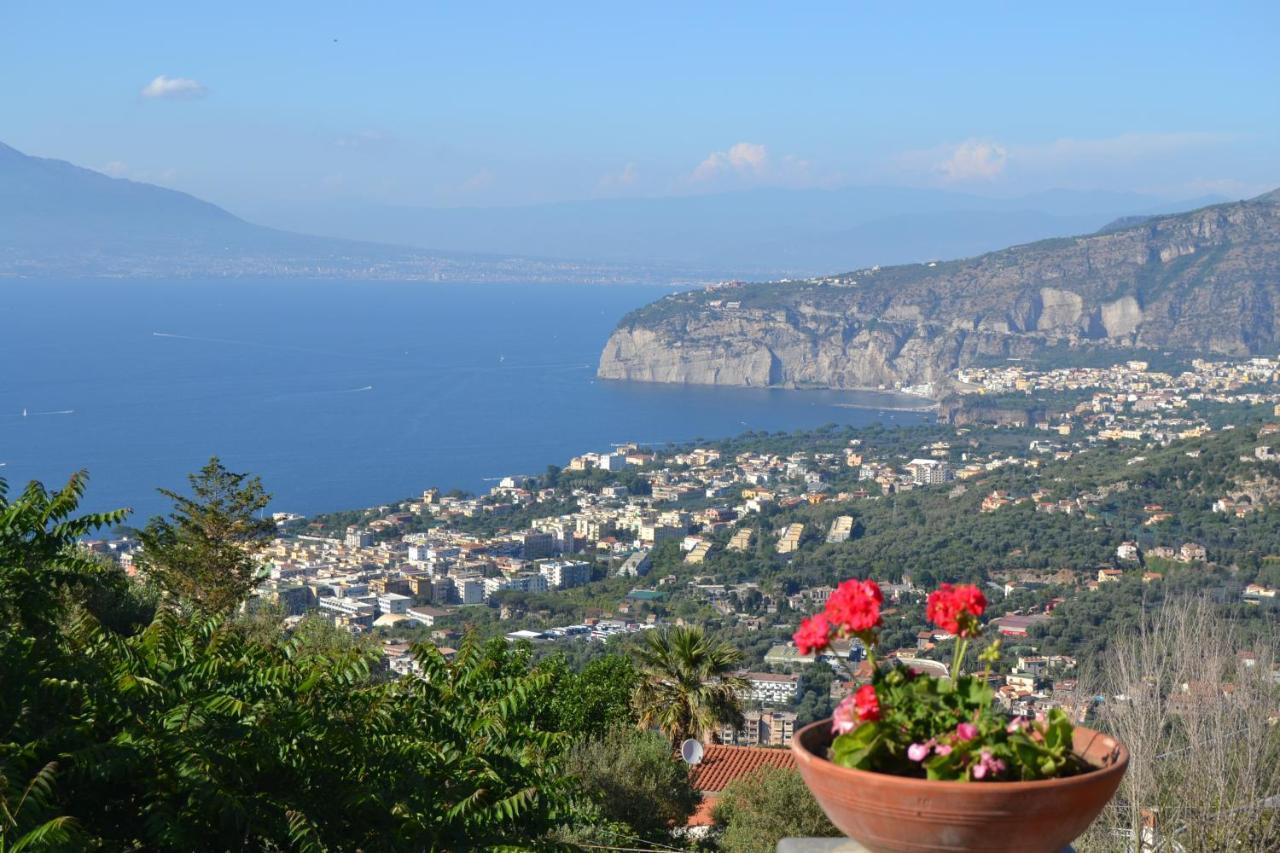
[
  {"xmin": 0, "ymin": 141, "xmax": 296, "ymax": 251},
  {"xmin": 245, "ymin": 185, "xmax": 1228, "ymax": 279},
  {"xmin": 598, "ymin": 192, "xmax": 1280, "ymax": 393},
  {"xmin": 0, "ymin": 142, "xmax": 671, "ymax": 283},
  {"xmin": 0, "ymin": 139, "xmax": 1243, "ymax": 285}
]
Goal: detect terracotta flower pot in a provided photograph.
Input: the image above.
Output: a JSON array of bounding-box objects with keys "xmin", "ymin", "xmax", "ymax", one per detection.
[{"xmin": 791, "ymin": 719, "xmax": 1128, "ymax": 853}]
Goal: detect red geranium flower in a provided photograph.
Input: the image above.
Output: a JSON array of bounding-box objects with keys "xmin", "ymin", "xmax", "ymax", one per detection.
[
  {"xmin": 824, "ymin": 578, "xmax": 883, "ymax": 635},
  {"xmin": 793, "ymin": 613, "xmax": 831, "ymax": 655},
  {"xmin": 926, "ymin": 583, "xmax": 987, "ymax": 637},
  {"xmin": 853, "ymin": 683, "xmax": 880, "ymax": 722}
]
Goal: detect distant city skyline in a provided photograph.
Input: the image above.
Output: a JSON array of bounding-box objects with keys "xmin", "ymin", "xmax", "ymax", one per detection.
[{"xmin": 3, "ymin": 1, "xmax": 1277, "ymax": 218}]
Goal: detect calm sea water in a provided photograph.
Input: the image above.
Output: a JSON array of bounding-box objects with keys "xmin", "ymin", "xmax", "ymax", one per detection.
[{"xmin": 0, "ymin": 280, "xmax": 928, "ymax": 521}]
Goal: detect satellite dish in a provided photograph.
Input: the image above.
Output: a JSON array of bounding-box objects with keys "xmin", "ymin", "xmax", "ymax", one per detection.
[{"xmin": 680, "ymin": 738, "xmax": 704, "ymax": 765}]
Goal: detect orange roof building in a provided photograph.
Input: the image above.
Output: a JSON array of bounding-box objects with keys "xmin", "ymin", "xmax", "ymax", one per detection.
[{"xmin": 687, "ymin": 744, "xmax": 797, "ymax": 826}]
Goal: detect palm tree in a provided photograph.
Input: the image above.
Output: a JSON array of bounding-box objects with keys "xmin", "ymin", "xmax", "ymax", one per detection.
[{"xmin": 631, "ymin": 625, "xmax": 748, "ymax": 745}]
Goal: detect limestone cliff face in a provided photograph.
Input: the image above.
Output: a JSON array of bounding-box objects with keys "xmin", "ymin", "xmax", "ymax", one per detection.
[{"xmin": 599, "ymin": 194, "xmax": 1280, "ymax": 393}]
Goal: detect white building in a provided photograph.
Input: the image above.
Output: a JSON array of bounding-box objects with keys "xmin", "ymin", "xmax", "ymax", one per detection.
[
  {"xmin": 455, "ymin": 576, "xmax": 487, "ymax": 605},
  {"xmin": 377, "ymin": 592, "xmax": 412, "ymax": 615},
  {"xmin": 598, "ymin": 453, "xmax": 631, "ymax": 472},
  {"xmin": 538, "ymin": 559, "xmax": 592, "ymax": 589},
  {"xmin": 906, "ymin": 459, "xmax": 950, "ymax": 485},
  {"xmin": 344, "ymin": 527, "xmax": 373, "ymax": 549},
  {"xmin": 738, "ymin": 671, "xmax": 802, "ymax": 705},
  {"xmin": 317, "ymin": 596, "xmax": 376, "ymax": 621},
  {"xmin": 484, "ymin": 573, "xmax": 550, "ymax": 598}
]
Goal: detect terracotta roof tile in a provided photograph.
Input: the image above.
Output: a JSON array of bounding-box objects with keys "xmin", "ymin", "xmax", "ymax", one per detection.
[
  {"xmin": 689, "ymin": 744, "xmax": 796, "ymax": 793},
  {"xmin": 687, "ymin": 797, "xmax": 718, "ymax": 827}
]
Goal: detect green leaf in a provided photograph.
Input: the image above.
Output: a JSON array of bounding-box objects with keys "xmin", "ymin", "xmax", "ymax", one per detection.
[{"xmin": 830, "ymin": 723, "xmax": 883, "ymax": 769}]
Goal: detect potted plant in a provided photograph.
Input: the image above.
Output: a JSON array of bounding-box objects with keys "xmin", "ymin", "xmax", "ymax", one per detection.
[{"xmin": 790, "ymin": 579, "xmax": 1127, "ymax": 853}]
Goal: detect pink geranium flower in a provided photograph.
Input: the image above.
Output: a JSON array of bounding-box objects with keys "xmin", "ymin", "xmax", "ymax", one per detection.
[
  {"xmin": 971, "ymin": 750, "xmax": 1007, "ymax": 780},
  {"xmin": 831, "ymin": 694, "xmax": 858, "ymax": 735}
]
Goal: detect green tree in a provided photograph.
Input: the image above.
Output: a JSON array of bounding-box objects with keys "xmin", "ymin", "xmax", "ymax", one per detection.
[
  {"xmin": 564, "ymin": 727, "xmax": 698, "ymax": 841},
  {"xmin": 2, "ymin": 472, "xmax": 586, "ymax": 850},
  {"xmin": 1, "ymin": 472, "xmax": 126, "ymax": 852},
  {"xmin": 713, "ymin": 766, "xmax": 839, "ymax": 853},
  {"xmin": 137, "ymin": 457, "xmax": 275, "ymax": 614},
  {"xmin": 0, "ymin": 761, "xmax": 79, "ymax": 852},
  {"xmin": 549, "ymin": 655, "xmax": 639, "ymax": 738},
  {"xmin": 631, "ymin": 625, "xmax": 748, "ymax": 744}
]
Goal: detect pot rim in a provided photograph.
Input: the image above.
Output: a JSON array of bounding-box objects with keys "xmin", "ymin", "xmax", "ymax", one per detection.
[{"xmin": 791, "ymin": 718, "xmax": 1129, "ymax": 791}]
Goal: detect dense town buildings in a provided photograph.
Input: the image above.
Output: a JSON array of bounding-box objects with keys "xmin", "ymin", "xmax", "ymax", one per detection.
[{"xmin": 90, "ymin": 354, "xmax": 1280, "ymax": 737}]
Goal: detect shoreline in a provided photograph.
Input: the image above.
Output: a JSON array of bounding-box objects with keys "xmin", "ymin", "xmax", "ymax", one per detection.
[
  {"xmin": 595, "ymin": 374, "xmax": 940, "ymax": 410},
  {"xmin": 831, "ymin": 399, "xmax": 939, "ymax": 413}
]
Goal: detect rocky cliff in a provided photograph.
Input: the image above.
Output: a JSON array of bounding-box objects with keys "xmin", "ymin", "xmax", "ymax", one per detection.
[{"xmin": 598, "ymin": 192, "xmax": 1280, "ymax": 394}]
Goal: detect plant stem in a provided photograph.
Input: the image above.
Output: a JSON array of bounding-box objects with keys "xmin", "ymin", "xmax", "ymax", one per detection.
[{"xmin": 950, "ymin": 637, "xmax": 968, "ymax": 682}]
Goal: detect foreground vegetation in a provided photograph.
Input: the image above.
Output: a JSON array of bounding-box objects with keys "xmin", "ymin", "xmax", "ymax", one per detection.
[{"xmin": 1, "ymin": 467, "xmax": 768, "ymax": 850}]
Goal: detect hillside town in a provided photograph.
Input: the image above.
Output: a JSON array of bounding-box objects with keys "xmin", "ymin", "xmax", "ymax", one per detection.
[
  {"xmin": 84, "ymin": 355, "xmax": 1280, "ymax": 751},
  {"xmin": 954, "ymin": 355, "xmax": 1280, "ymax": 440}
]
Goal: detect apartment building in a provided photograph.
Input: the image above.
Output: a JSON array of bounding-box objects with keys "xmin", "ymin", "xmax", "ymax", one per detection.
[
  {"xmin": 538, "ymin": 559, "xmax": 592, "ymax": 589},
  {"xmin": 739, "ymin": 671, "xmax": 802, "ymax": 705},
  {"xmin": 719, "ymin": 710, "xmax": 798, "ymax": 747}
]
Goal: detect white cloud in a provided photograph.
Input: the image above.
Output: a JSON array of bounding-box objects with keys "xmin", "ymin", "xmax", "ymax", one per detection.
[
  {"xmin": 692, "ymin": 142, "xmax": 769, "ymax": 181},
  {"xmin": 140, "ymin": 75, "xmax": 208, "ymax": 99},
  {"xmin": 597, "ymin": 162, "xmax": 639, "ymax": 192},
  {"xmin": 726, "ymin": 142, "xmax": 767, "ymax": 171},
  {"xmin": 895, "ymin": 132, "xmax": 1235, "ymax": 188},
  {"xmin": 936, "ymin": 139, "xmax": 1008, "ymax": 182},
  {"xmin": 102, "ymin": 160, "xmax": 129, "ymax": 177}
]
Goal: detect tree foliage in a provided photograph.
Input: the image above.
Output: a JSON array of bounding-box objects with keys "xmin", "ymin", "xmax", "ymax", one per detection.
[
  {"xmin": 0, "ymin": 473, "xmax": 594, "ymax": 850},
  {"xmin": 137, "ymin": 457, "xmax": 275, "ymax": 614},
  {"xmin": 632, "ymin": 625, "xmax": 748, "ymax": 745},
  {"xmin": 564, "ymin": 727, "xmax": 698, "ymax": 841},
  {"xmin": 712, "ymin": 765, "xmax": 838, "ymax": 853},
  {"xmin": 545, "ymin": 654, "xmax": 640, "ymax": 738}
]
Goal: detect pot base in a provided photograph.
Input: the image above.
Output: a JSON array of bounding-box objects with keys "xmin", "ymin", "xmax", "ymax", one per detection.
[
  {"xmin": 791, "ymin": 720, "xmax": 1126, "ymax": 853},
  {"xmin": 776, "ymin": 841, "xmax": 1074, "ymax": 853}
]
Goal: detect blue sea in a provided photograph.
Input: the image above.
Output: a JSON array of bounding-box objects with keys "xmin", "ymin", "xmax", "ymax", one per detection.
[{"xmin": 0, "ymin": 280, "xmax": 929, "ymax": 521}]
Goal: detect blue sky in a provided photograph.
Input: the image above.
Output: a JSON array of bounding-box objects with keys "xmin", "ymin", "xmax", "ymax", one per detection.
[{"xmin": 3, "ymin": 1, "xmax": 1277, "ymax": 211}]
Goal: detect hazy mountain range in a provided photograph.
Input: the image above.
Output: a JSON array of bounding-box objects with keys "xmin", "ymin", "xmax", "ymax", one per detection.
[
  {"xmin": 0, "ymin": 140, "xmax": 1233, "ymax": 282},
  {"xmin": 244, "ymin": 187, "xmax": 1228, "ymax": 279},
  {"xmin": 0, "ymin": 142, "xmax": 670, "ymax": 283},
  {"xmin": 599, "ymin": 190, "xmax": 1280, "ymax": 393}
]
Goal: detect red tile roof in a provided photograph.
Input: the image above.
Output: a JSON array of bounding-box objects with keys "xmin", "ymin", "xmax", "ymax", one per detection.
[{"xmin": 689, "ymin": 744, "xmax": 796, "ymax": 793}]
